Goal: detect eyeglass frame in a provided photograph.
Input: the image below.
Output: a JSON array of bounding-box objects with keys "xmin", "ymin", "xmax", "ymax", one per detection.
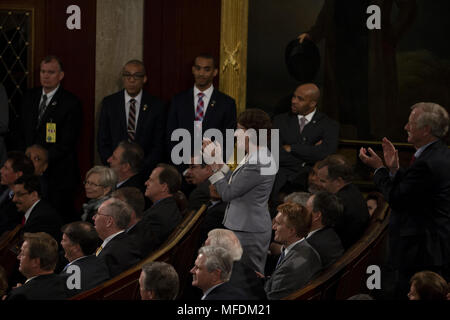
[{"xmin": 122, "ymin": 72, "xmax": 146, "ymax": 80}]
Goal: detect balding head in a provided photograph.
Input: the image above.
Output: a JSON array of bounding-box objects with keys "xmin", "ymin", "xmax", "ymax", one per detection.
[
  {"xmin": 300, "ymin": 83, "xmax": 320, "ymax": 102},
  {"xmin": 291, "ymin": 83, "xmax": 321, "ymax": 116}
]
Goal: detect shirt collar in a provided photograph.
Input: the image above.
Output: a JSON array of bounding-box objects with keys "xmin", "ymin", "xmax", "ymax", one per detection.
[
  {"xmin": 306, "ymin": 227, "xmax": 325, "ymax": 239},
  {"xmin": 194, "ymin": 84, "xmax": 214, "ymax": 99},
  {"xmin": 201, "ymin": 282, "xmax": 224, "ymax": 300},
  {"xmin": 24, "ymin": 199, "xmax": 41, "ymax": 223},
  {"xmin": 414, "ymin": 139, "xmax": 439, "ymax": 158},
  {"xmin": 283, "ymin": 237, "xmax": 305, "ymax": 257},
  {"xmin": 124, "ymin": 90, "xmax": 143, "ymax": 106},
  {"xmin": 101, "ymin": 230, "xmax": 125, "ymax": 248},
  {"xmin": 42, "ymin": 85, "xmax": 59, "ymax": 102},
  {"xmin": 298, "ymin": 108, "xmax": 317, "ymax": 123}
]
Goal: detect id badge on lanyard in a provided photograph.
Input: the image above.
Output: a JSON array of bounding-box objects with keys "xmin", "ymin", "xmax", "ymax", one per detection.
[{"xmin": 46, "ymin": 122, "xmax": 56, "ymax": 143}]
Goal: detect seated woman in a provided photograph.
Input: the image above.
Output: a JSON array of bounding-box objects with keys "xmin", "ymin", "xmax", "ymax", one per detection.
[
  {"xmin": 203, "ymin": 109, "xmax": 276, "ymax": 274},
  {"xmin": 81, "ymin": 166, "xmax": 117, "ymax": 222}
]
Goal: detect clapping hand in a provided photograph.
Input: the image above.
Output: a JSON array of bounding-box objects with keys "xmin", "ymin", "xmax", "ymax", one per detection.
[
  {"xmin": 381, "ymin": 137, "xmax": 399, "ymax": 174},
  {"xmin": 359, "ymin": 147, "xmax": 384, "ymax": 169}
]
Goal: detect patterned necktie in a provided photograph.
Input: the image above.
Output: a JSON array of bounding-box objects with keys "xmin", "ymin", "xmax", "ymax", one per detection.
[
  {"xmin": 299, "ymin": 116, "xmax": 307, "ymax": 134},
  {"xmin": 37, "ymin": 94, "xmax": 48, "ymax": 127},
  {"xmin": 95, "ymin": 245, "xmax": 103, "ymax": 256},
  {"xmin": 195, "ymin": 92, "xmax": 205, "ymax": 121},
  {"xmin": 127, "ymin": 98, "xmax": 136, "ymax": 141}
]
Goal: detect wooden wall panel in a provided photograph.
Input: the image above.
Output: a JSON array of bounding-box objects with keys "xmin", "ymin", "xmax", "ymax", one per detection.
[{"xmin": 143, "ymin": 0, "xmax": 221, "ymax": 103}]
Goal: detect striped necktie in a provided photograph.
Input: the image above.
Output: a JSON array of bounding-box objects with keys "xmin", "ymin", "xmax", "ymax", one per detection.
[
  {"xmin": 37, "ymin": 94, "xmax": 48, "ymax": 128},
  {"xmin": 95, "ymin": 245, "xmax": 103, "ymax": 256},
  {"xmin": 195, "ymin": 92, "xmax": 205, "ymax": 121},
  {"xmin": 127, "ymin": 98, "xmax": 136, "ymax": 141}
]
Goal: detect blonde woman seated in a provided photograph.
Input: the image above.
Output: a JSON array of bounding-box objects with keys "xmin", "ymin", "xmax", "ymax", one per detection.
[{"xmin": 81, "ymin": 166, "xmax": 117, "ymax": 222}]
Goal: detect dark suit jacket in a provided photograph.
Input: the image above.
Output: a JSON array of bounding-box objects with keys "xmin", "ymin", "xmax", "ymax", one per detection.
[
  {"xmin": 199, "ymin": 200, "xmax": 227, "ymax": 244},
  {"xmin": 187, "ymin": 180, "xmax": 211, "ymax": 212},
  {"xmin": 167, "ymin": 87, "xmax": 236, "ymax": 168},
  {"xmin": 118, "ymin": 173, "xmax": 146, "ymax": 194},
  {"xmin": 61, "ymin": 255, "xmax": 110, "ymax": 296},
  {"xmin": 19, "ymin": 86, "xmax": 81, "ymax": 187},
  {"xmin": 229, "ymin": 260, "xmax": 267, "ymax": 300},
  {"xmin": 98, "ymin": 89, "xmax": 166, "ymax": 174},
  {"xmin": 6, "ymin": 273, "xmax": 70, "ymax": 300},
  {"xmin": 306, "ymin": 227, "xmax": 344, "ymax": 269},
  {"xmin": 19, "ymin": 86, "xmax": 82, "ymax": 220},
  {"xmin": 0, "ymin": 187, "xmax": 20, "ymax": 236},
  {"xmin": 264, "ymin": 239, "xmax": 322, "ymax": 300},
  {"xmin": 271, "ymin": 110, "xmax": 339, "ymax": 199},
  {"xmin": 203, "ymin": 281, "xmax": 250, "ymax": 300},
  {"xmin": 23, "ymin": 199, "xmax": 63, "ymax": 242},
  {"xmin": 273, "ymin": 110, "xmax": 339, "ymax": 174},
  {"xmin": 136, "ymin": 196, "xmax": 181, "ymax": 257},
  {"xmin": 374, "ymin": 140, "xmax": 450, "ymax": 270},
  {"xmin": 97, "ymin": 231, "xmax": 142, "ymax": 278},
  {"xmin": 335, "ymin": 183, "xmax": 370, "ymax": 249}
]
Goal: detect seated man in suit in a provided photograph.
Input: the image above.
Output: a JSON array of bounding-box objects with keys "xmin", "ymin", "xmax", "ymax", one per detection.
[
  {"xmin": 264, "ymin": 202, "xmax": 322, "ymax": 300},
  {"xmin": 111, "ymin": 187, "xmax": 145, "ymax": 235},
  {"xmin": 206, "ymin": 228, "xmax": 267, "ymax": 300},
  {"xmin": 6, "ymin": 232, "xmax": 69, "ymax": 300},
  {"xmin": 198, "ymin": 184, "xmax": 227, "ymax": 245},
  {"xmin": 184, "ymin": 156, "xmax": 214, "ymax": 211},
  {"xmin": 107, "ymin": 140, "xmax": 146, "ymax": 193},
  {"xmin": 0, "ymin": 151, "xmax": 34, "ymax": 236},
  {"xmin": 60, "ymin": 221, "xmax": 110, "ymax": 295},
  {"xmin": 271, "ymin": 83, "xmax": 339, "ymax": 215},
  {"xmin": 137, "ymin": 164, "xmax": 182, "ymax": 256},
  {"xmin": 93, "ymin": 197, "xmax": 142, "ymax": 278},
  {"xmin": 12, "ymin": 175, "xmax": 62, "ymax": 242},
  {"xmin": 98, "ymin": 59, "xmax": 165, "ymax": 177},
  {"xmin": 190, "ymin": 245, "xmax": 248, "ymax": 300},
  {"xmin": 315, "ymin": 154, "xmax": 370, "ymax": 249},
  {"xmin": 18, "ymin": 55, "xmax": 82, "ymax": 223},
  {"xmin": 139, "ymin": 261, "xmax": 179, "ymax": 300},
  {"xmin": 305, "ymin": 191, "xmax": 344, "ymax": 269},
  {"xmin": 167, "ymin": 53, "xmax": 237, "ymax": 177}
]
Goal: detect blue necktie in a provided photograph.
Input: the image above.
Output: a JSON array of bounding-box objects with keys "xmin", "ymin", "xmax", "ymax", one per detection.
[{"xmin": 276, "ymin": 249, "xmax": 286, "ymax": 269}]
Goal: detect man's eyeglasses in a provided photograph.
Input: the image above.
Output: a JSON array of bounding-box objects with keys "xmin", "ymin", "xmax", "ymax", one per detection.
[
  {"xmin": 83, "ymin": 180, "xmax": 104, "ymax": 188},
  {"xmin": 122, "ymin": 72, "xmax": 145, "ymax": 80}
]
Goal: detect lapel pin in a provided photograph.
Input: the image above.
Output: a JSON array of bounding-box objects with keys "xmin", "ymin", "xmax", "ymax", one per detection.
[
  {"xmin": 210, "ymin": 100, "xmax": 216, "ymax": 107},
  {"xmin": 143, "ymin": 104, "xmax": 148, "ymax": 111},
  {"xmin": 51, "ymin": 101, "xmax": 57, "ymax": 106}
]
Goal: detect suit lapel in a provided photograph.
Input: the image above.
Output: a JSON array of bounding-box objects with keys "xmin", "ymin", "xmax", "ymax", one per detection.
[
  {"xmin": 135, "ymin": 92, "xmax": 149, "ymax": 138},
  {"xmin": 186, "ymin": 88, "xmax": 195, "ymax": 123},
  {"xmin": 300, "ymin": 111, "xmax": 322, "ymax": 135},
  {"xmin": 202, "ymin": 88, "xmax": 218, "ymax": 126},
  {"xmin": 117, "ymin": 90, "xmax": 128, "ymax": 136}
]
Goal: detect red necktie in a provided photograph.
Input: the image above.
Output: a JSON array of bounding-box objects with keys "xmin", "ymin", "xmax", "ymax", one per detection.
[
  {"xmin": 409, "ymin": 155, "xmax": 416, "ymax": 167},
  {"xmin": 21, "ymin": 216, "xmax": 26, "ymax": 225}
]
